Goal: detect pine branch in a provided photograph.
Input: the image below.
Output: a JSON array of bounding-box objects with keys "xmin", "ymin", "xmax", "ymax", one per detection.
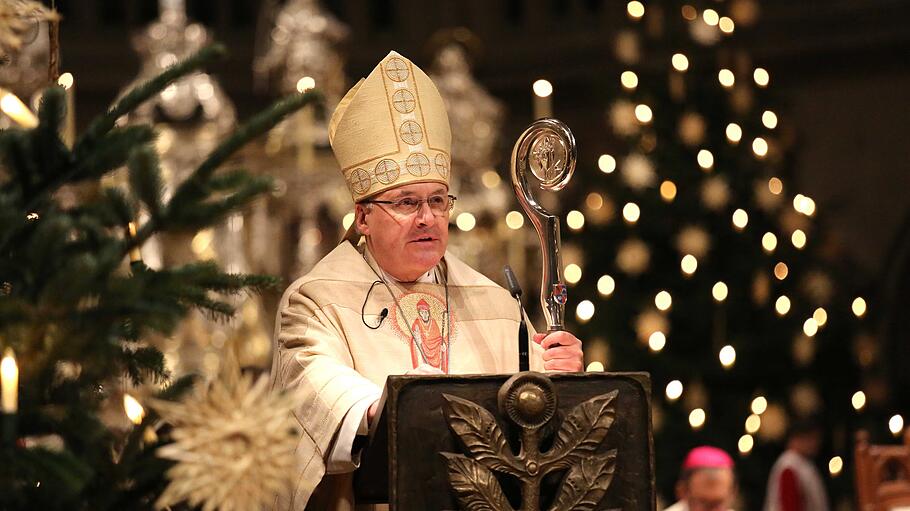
[
  {"xmin": 127, "ymin": 146, "xmax": 164, "ymax": 220},
  {"xmin": 190, "ymin": 89, "xmax": 320, "ymax": 182},
  {"xmin": 74, "ymin": 44, "xmax": 227, "ymax": 157}
]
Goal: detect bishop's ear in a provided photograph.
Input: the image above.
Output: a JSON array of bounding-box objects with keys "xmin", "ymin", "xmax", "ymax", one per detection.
[{"xmin": 354, "ymin": 203, "xmax": 371, "ymax": 236}]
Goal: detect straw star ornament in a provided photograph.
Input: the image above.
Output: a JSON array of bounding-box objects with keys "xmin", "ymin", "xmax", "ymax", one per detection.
[{"xmin": 151, "ymin": 368, "xmax": 300, "ymax": 511}]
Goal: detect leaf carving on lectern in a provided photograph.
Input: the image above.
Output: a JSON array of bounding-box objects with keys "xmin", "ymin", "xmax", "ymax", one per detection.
[
  {"xmin": 549, "ymin": 452, "xmax": 617, "ymax": 511},
  {"xmin": 543, "ymin": 390, "xmax": 618, "ymax": 472},
  {"xmin": 442, "ymin": 394, "xmax": 522, "ymax": 477},
  {"xmin": 441, "ymin": 453, "xmax": 516, "ymax": 511}
]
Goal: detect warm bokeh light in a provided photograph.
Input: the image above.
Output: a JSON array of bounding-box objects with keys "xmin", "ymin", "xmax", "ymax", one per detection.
[
  {"xmin": 296, "ymin": 76, "xmax": 316, "ymax": 93},
  {"xmin": 697, "ymin": 149, "xmax": 714, "ymax": 170},
  {"xmin": 627, "ymin": 0, "xmax": 645, "ymax": 19},
  {"xmin": 598, "ymin": 154, "xmax": 617, "ymax": 173},
  {"xmin": 732, "ymin": 208, "xmax": 749, "ymax": 230},
  {"xmin": 660, "ymin": 180, "xmax": 677, "ymax": 201},
  {"xmin": 586, "ymin": 192, "xmax": 604, "ymax": 210},
  {"xmin": 768, "ymin": 177, "xmax": 783, "ymax": 195},
  {"xmin": 762, "ymin": 110, "xmax": 779, "ymax": 129},
  {"xmin": 672, "ymin": 53, "xmax": 690, "ymax": 72},
  {"xmin": 752, "ymin": 137, "xmax": 769, "ymax": 157},
  {"xmin": 566, "ymin": 210, "xmax": 585, "ymax": 230},
  {"xmin": 623, "ymin": 202, "xmax": 641, "ymax": 223},
  {"xmin": 481, "ymin": 170, "xmax": 501, "ymax": 188},
  {"xmin": 751, "ymin": 396, "xmax": 768, "ymax": 415},
  {"xmin": 852, "ymin": 297, "xmax": 867, "ymax": 317},
  {"xmin": 648, "ymin": 331, "xmax": 667, "ymax": 352},
  {"xmin": 565, "ymin": 263, "xmax": 582, "ymax": 284},
  {"xmin": 712, "ymin": 281, "xmax": 728, "ymax": 302},
  {"xmin": 718, "ymin": 69, "xmax": 735, "ymax": 88},
  {"xmin": 655, "ymin": 290, "xmax": 672, "ymax": 311},
  {"xmin": 754, "ymin": 68, "xmax": 770, "ymax": 87},
  {"xmin": 719, "ymin": 16, "xmax": 735, "ymax": 33},
  {"xmin": 666, "ymin": 380, "xmax": 684, "ymax": 401},
  {"xmin": 762, "ymin": 232, "xmax": 778, "ymax": 253},
  {"xmin": 681, "ymin": 5, "xmax": 697, "ymax": 21},
  {"xmin": 597, "ymin": 275, "xmax": 616, "ymax": 297},
  {"xmin": 191, "ymin": 229, "xmax": 214, "ymax": 255},
  {"xmin": 342, "ymin": 212, "xmax": 355, "ymax": 230},
  {"xmin": 681, "ymin": 254, "xmax": 698, "ymax": 275},
  {"xmin": 775, "ymin": 295, "xmax": 791, "ymax": 315},
  {"xmin": 792, "ymin": 229, "xmax": 807, "ymax": 249},
  {"xmin": 532, "ymin": 79, "xmax": 553, "ymax": 97},
  {"xmin": 689, "ymin": 408, "xmax": 707, "ymax": 429},
  {"xmin": 774, "ymin": 262, "xmax": 789, "ymax": 280},
  {"xmin": 803, "ymin": 318, "xmax": 819, "ymax": 337},
  {"xmin": 506, "ymin": 211, "xmax": 525, "ymax": 230},
  {"xmin": 456, "ymin": 212, "xmax": 476, "ymax": 231},
  {"xmin": 890, "ymin": 414, "xmax": 904, "ymax": 436},
  {"xmin": 719, "ymin": 345, "xmax": 736, "ymax": 368},
  {"xmin": 576, "ymin": 300, "xmax": 595, "ymax": 322},
  {"xmin": 703, "ymin": 9, "xmax": 719, "ymax": 26},
  {"xmin": 621, "ymin": 70, "xmax": 639, "ymax": 89},
  {"xmin": 813, "ymin": 307, "xmax": 828, "ymax": 327},
  {"xmin": 635, "ymin": 104, "xmax": 653, "ymax": 123},
  {"xmin": 851, "ymin": 391, "xmax": 866, "ymax": 411},
  {"xmin": 726, "ymin": 123, "xmax": 742, "ymax": 144},
  {"xmin": 745, "ymin": 414, "xmax": 761, "ymax": 434},
  {"xmin": 829, "ymin": 456, "xmax": 843, "ymax": 476},
  {"xmin": 586, "ymin": 361, "xmax": 605, "ymax": 372},
  {"xmin": 738, "ymin": 434, "xmax": 754, "ymax": 454}
]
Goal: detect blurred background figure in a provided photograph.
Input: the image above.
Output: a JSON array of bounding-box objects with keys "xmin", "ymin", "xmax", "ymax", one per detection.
[
  {"xmin": 665, "ymin": 446, "xmax": 737, "ymax": 511},
  {"xmin": 763, "ymin": 418, "xmax": 830, "ymax": 511}
]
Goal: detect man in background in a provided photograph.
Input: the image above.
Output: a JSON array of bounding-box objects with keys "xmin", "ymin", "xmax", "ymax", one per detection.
[
  {"xmin": 763, "ymin": 418, "xmax": 830, "ymax": 511},
  {"xmin": 665, "ymin": 446, "xmax": 737, "ymax": 511}
]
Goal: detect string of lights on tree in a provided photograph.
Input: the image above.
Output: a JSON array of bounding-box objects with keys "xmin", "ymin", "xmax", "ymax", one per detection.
[{"xmin": 384, "ymin": 0, "xmax": 909, "ymax": 506}]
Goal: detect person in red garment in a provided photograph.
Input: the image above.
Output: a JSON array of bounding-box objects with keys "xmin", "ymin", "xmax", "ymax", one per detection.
[
  {"xmin": 665, "ymin": 446, "xmax": 737, "ymax": 511},
  {"xmin": 763, "ymin": 419, "xmax": 830, "ymax": 511}
]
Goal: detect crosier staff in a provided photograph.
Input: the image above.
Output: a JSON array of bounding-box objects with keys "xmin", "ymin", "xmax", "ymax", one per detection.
[{"xmin": 510, "ymin": 118, "xmax": 577, "ymax": 334}]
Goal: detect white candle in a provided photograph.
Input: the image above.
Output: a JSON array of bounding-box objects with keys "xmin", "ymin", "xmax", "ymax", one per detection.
[
  {"xmin": 1, "ymin": 348, "xmax": 18, "ymax": 413},
  {"xmin": 57, "ymin": 72, "xmax": 76, "ymax": 147}
]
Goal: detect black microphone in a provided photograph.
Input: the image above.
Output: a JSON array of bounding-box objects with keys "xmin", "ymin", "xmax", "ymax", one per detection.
[
  {"xmin": 504, "ymin": 265, "xmax": 522, "ymax": 299},
  {"xmin": 504, "ymin": 266, "xmax": 529, "ymax": 372}
]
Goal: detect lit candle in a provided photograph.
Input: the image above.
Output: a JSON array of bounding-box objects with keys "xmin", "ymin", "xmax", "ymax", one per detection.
[
  {"xmin": 123, "ymin": 393, "xmax": 145, "ymax": 425},
  {"xmin": 532, "ymin": 79, "xmax": 553, "ymax": 119},
  {"xmin": 0, "ymin": 88, "xmax": 38, "ymax": 128},
  {"xmin": 57, "ymin": 72, "xmax": 76, "ymax": 147},
  {"xmin": 1, "ymin": 348, "xmax": 18, "ymax": 413}
]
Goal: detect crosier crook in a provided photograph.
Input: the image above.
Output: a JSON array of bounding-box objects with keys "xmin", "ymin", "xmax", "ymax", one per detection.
[{"xmin": 510, "ymin": 118, "xmax": 577, "ymax": 332}]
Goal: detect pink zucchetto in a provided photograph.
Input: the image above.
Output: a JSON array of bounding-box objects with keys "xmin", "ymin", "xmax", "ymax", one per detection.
[{"xmin": 682, "ymin": 446, "xmax": 735, "ymax": 471}]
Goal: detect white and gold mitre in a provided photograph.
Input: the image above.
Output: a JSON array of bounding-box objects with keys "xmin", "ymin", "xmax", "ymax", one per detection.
[{"xmin": 328, "ymin": 51, "xmax": 452, "ymax": 202}]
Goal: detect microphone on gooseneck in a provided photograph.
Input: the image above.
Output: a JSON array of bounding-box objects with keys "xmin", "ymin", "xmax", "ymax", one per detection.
[{"xmin": 504, "ymin": 265, "xmax": 529, "ymax": 372}]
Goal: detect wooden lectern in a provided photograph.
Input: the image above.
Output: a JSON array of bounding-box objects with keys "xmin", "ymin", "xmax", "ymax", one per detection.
[{"xmin": 354, "ymin": 371, "xmax": 654, "ymax": 510}]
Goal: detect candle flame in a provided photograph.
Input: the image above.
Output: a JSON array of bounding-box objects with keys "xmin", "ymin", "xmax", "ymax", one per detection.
[
  {"xmin": 123, "ymin": 393, "xmax": 145, "ymax": 425},
  {"xmin": 0, "ymin": 89, "xmax": 39, "ymax": 128},
  {"xmin": 1, "ymin": 348, "xmax": 18, "ymax": 413}
]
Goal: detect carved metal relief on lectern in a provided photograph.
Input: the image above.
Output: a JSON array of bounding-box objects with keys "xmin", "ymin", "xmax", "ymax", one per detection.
[{"xmin": 441, "ymin": 372, "xmax": 619, "ymax": 510}]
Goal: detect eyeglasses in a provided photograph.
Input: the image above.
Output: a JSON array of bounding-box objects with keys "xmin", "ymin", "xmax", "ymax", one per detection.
[{"xmin": 363, "ymin": 194, "xmax": 457, "ymax": 216}]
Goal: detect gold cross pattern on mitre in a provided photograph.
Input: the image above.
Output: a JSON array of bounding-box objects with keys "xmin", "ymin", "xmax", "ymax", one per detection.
[{"xmin": 328, "ymin": 51, "xmax": 452, "ymax": 202}]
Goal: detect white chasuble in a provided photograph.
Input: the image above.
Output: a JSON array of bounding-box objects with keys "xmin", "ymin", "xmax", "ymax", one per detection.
[{"xmin": 269, "ymin": 241, "xmax": 543, "ymax": 510}]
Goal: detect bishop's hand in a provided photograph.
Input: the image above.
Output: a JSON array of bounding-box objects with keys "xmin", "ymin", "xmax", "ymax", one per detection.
[{"xmin": 534, "ymin": 331, "xmax": 584, "ymax": 372}]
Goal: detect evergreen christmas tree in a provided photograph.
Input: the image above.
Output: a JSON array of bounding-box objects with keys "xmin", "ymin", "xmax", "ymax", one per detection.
[
  {"xmin": 0, "ymin": 44, "xmax": 318, "ymax": 509},
  {"xmin": 564, "ymin": 2, "xmax": 868, "ymax": 506}
]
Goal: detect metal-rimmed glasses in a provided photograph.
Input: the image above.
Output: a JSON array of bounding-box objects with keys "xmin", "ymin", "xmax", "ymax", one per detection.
[{"xmin": 362, "ymin": 194, "xmax": 457, "ymax": 216}]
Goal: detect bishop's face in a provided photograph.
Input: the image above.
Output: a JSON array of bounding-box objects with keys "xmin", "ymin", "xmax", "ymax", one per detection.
[{"xmin": 355, "ymin": 182, "xmax": 450, "ymax": 282}]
